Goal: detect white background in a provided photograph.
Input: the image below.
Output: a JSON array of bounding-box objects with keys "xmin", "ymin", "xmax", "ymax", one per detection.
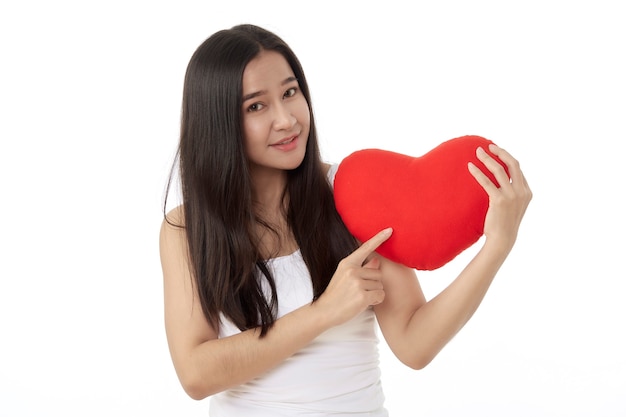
[{"xmin": 1, "ymin": 1, "xmax": 624, "ymax": 416}]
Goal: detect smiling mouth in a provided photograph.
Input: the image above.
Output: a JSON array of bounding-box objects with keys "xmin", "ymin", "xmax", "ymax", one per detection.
[{"xmin": 272, "ymin": 135, "xmax": 297, "ymax": 146}]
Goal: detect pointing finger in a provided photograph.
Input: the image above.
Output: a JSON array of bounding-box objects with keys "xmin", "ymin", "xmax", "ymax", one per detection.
[{"xmin": 347, "ymin": 228, "xmax": 393, "ymax": 266}]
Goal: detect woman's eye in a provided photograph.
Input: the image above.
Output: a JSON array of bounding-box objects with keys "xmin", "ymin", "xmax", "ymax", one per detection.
[
  {"xmin": 247, "ymin": 102, "xmax": 264, "ymax": 112},
  {"xmin": 284, "ymin": 87, "xmax": 297, "ymax": 98}
]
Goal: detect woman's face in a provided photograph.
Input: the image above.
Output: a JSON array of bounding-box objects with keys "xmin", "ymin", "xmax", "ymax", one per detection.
[{"xmin": 241, "ymin": 50, "xmax": 310, "ymax": 176}]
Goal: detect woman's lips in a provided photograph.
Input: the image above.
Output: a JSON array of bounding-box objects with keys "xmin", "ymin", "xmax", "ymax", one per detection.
[{"xmin": 270, "ymin": 135, "xmax": 299, "ymax": 151}]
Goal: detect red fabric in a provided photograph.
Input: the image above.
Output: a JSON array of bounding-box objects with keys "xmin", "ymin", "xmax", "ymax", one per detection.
[{"xmin": 334, "ymin": 135, "xmax": 508, "ymax": 270}]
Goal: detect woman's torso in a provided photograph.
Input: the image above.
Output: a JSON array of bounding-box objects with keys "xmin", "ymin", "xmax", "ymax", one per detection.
[{"xmin": 209, "ymin": 164, "xmax": 388, "ymax": 416}]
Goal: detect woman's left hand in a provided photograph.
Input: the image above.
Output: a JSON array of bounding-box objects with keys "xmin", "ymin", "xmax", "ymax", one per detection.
[{"xmin": 468, "ymin": 144, "xmax": 533, "ymax": 251}]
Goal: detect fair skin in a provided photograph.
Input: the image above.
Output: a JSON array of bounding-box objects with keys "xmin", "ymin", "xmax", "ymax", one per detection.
[
  {"xmin": 160, "ymin": 50, "xmax": 532, "ymax": 400},
  {"xmin": 239, "ymin": 50, "xmax": 310, "ymax": 257}
]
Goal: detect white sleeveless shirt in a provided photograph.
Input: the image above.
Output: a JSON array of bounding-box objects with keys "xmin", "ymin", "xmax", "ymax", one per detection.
[{"xmin": 209, "ymin": 165, "xmax": 388, "ymax": 416}]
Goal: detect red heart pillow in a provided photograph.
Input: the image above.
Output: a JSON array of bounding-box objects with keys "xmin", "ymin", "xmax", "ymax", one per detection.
[{"xmin": 334, "ymin": 135, "xmax": 508, "ymax": 270}]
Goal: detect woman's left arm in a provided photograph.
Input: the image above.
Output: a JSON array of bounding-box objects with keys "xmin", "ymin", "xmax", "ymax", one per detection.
[{"xmin": 374, "ymin": 144, "xmax": 532, "ymax": 369}]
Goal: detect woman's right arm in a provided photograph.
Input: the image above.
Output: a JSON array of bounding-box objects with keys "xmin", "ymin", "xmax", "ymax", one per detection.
[{"xmin": 159, "ymin": 207, "xmax": 391, "ymax": 400}]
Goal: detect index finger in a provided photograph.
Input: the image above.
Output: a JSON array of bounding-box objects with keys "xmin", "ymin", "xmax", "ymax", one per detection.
[{"xmin": 347, "ymin": 228, "xmax": 393, "ymax": 266}]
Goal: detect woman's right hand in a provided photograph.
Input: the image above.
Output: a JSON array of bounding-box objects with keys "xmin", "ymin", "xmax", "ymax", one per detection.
[
  {"xmin": 313, "ymin": 228, "xmax": 393, "ymax": 327},
  {"xmin": 162, "ymin": 208, "xmax": 390, "ymax": 399}
]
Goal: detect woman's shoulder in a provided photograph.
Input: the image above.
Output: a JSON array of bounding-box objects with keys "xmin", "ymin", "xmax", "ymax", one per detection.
[
  {"xmin": 323, "ymin": 162, "xmax": 339, "ymax": 186},
  {"xmin": 159, "ymin": 205, "xmax": 189, "ymax": 277},
  {"xmin": 164, "ymin": 204, "xmax": 185, "ymax": 225},
  {"xmin": 160, "ymin": 205, "xmax": 186, "ymax": 242}
]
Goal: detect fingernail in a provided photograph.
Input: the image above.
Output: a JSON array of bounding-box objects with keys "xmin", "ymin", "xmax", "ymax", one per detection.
[{"xmin": 382, "ymin": 227, "xmax": 393, "ymax": 237}]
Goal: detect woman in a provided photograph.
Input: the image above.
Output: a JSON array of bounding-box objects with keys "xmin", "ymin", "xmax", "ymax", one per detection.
[{"xmin": 160, "ymin": 24, "xmax": 532, "ymax": 416}]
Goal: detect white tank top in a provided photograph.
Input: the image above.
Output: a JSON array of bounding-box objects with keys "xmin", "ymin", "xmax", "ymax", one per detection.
[{"xmin": 209, "ymin": 165, "xmax": 388, "ymax": 416}]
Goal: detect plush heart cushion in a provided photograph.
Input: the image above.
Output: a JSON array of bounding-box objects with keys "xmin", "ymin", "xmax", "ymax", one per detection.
[{"xmin": 334, "ymin": 135, "xmax": 508, "ymax": 270}]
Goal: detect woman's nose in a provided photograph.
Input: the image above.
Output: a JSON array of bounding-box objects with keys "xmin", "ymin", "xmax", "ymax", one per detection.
[{"xmin": 272, "ymin": 103, "xmax": 296, "ymax": 131}]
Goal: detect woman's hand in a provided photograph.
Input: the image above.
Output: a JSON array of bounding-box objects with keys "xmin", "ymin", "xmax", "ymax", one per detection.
[
  {"xmin": 313, "ymin": 228, "xmax": 393, "ymax": 327},
  {"xmin": 468, "ymin": 144, "xmax": 533, "ymax": 251}
]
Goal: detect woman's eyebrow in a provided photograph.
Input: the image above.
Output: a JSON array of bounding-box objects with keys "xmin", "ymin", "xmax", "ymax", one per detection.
[{"xmin": 242, "ymin": 77, "xmax": 298, "ymax": 102}]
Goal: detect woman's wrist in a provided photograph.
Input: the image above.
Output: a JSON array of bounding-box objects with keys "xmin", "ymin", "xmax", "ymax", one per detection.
[{"xmin": 481, "ymin": 234, "xmax": 515, "ymax": 261}]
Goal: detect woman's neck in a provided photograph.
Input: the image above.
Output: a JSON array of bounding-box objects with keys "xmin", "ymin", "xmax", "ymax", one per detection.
[
  {"xmin": 250, "ymin": 168, "xmax": 296, "ymax": 258},
  {"xmin": 250, "ymin": 167, "xmax": 288, "ymax": 209}
]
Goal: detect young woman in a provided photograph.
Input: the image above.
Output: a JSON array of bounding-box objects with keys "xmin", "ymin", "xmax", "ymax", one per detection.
[{"xmin": 160, "ymin": 24, "xmax": 532, "ymax": 416}]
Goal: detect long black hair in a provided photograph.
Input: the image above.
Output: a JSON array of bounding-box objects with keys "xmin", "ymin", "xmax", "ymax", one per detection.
[{"xmin": 164, "ymin": 24, "xmax": 357, "ymax": 336}]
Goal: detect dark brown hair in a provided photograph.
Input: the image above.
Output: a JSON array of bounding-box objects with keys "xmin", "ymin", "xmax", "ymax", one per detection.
[{"xmin": 165, "ymin": 24, "xmax": 357, "ymax": 336}]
